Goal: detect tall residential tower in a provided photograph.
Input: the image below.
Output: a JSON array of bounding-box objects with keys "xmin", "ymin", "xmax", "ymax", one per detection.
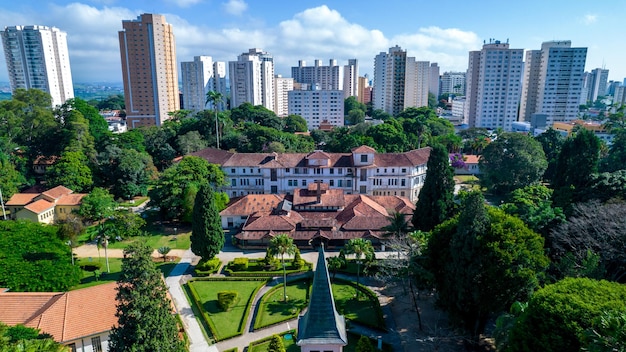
[
  {"xmin": 519, "ymin": 40, "xmax": 587, "ymax": 125},
  {"xmin": 464, "ymin": 40, "xmax": 523, "ymax": 130},
  {"xmin": 181, "ymin": 56, "xmax": 227, "ymax": 112},
  {"xmin": 229, "ymin": 48, "xmax": 275, "ymax": 111},
  {"xmin": 119, "ymin": 14, "xmax": 179, "ymax": 128},
  {"xmin": 1, "ymin": 25, "xmax": 74, "ymax": 107}
]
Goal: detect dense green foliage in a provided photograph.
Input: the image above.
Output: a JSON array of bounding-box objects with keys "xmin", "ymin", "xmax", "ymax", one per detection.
[
  {"xmin": 190, "ymin": 184, "xmax": 224, "ymax": 261},
  {"xmin": 78, "ymin": 187, "xmax": 116, "ymax": 222},
  {"xmin": 0, "ymin": 323, "xmax": 67, "ymax": 351},
  {"xmin": 479, "ymin": 133, "xmax": 547, "ymax": 194},
  {"xmin": 507, "ymin": 278, "xmax": 626, "ymax": 352},
  {"xmin": 535, "ymin": 128, "xmax": 565, "ymax": 183},
  {"xmin": 0, "ymin": 221, "xmax": 81, "ymax": 291},
  {"xmin": 500, "ymin": 184, "xmax": 564, "ymax": 234},
  {"xmin": 427, "ymin": 192, "xmax": 549, "ymax": 338},
  {"xmin": 217, "ymin": 291, "xmax": 239, "ymax": 312},
  {"xmin": 412, "ymin": 144, "xmax": 455, "ymax": 231},
  {"xmin": 109, "ymin": 243, "xmax": 185, "ymax": 352}
]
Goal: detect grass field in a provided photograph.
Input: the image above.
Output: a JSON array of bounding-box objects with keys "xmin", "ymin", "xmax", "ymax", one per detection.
[
  {"xmin": 253, "ymin": 279, "xmax": 310, "ymax": 329},
  {"xmin": 106, "ymin": 232, "xmax": 191, "ymax": 250},
  {"xmin": 332, "ymin": 281, "xmax": 385, "ymax": 329},
  {"xmin": 73, "ymin": 256, "xmax": 178, "ymax": 290},
  {"xmin": 188, "ymin": 280, "xmax": 265, "ymax": 340}
]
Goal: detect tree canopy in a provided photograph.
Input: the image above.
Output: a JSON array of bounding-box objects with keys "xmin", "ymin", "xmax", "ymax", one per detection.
[
  {"xmin": 190, "ymin": 184, "xmax": 224, "ymax": 261},
  {"xmin": 0, "ymin": 221, "xmax": 81, "ymax": 292}
]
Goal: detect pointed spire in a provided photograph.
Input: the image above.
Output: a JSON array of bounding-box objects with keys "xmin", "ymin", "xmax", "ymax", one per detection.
[{"xmin": 297, "ymin": 244, "xmax": 348, "ymax": 346}]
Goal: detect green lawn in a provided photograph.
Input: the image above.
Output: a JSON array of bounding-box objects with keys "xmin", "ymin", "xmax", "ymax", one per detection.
[
  {"xmin": 248, "ymin": 331, "xmax": 298, "ymax": 352},
  {"xmin": 72, "ymin": 256, "xmax": 178, "ymax": 290},
  {"xmin": 188, "ymin": 280, "xmax": 265, "ymax": 341},
  {"xmin": 332, "ymin": 281, "xmax": 385, "ymax": 330},
  {"xmin": 106, "ymin": 232, "xmax": 191, "ymax": 250},
  {"xmin": 254, "ymin": 279, "xmax": 310, "ymax": 329},
  {"xmin": 117, "ymin": 196, "xmax": 149, "ymax": 208}
]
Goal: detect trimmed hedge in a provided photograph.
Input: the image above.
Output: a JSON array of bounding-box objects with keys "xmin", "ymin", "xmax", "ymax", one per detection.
[
  {"xmin": 335, "ymin": 277, "xmax": 387, "ymax": 331},
  {"xmin": 224, "ymin": 258, "xmax": 312, "ymax": 277},
  {"xmin": 247, "ymin": 329, "xmax": 296, "ymax": 351},
  {"xmin": 194, "ymin": 257, "xmax": 221, "ymax": 276},
  {"xmin": 232, "ymin": 257, "xmax": 249, "ymax": 270},
  {"xmin": 217, "ymin": 291, "xmax": 239, "ymax": 312},
  {"xmin": 186, "ymin": 278, "xmax": 268, "ymax": 341}
]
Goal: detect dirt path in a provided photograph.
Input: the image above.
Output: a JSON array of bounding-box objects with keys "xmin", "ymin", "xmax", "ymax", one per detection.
[{"xmin": 73, "ymin": 243, "xmax": 186, "ymax": 259}]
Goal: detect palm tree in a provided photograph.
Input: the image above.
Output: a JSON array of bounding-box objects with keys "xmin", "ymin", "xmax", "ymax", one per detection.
[
  {"xmin": 343, "ymin": 238, "xmax": 375, "ymax": 298},
  {"xmin": 268, "ymin": 233, "xmax": 296, "ymax": 302},
  {"xmin": 382, "ymin": 212, "xmax": 412, "ymax": 238},
  {"xmin": 205, "ymin": 91, "xmax": 224, "ymax": 149},
  {"xmin": 158, "ymin": 246, "xmax": 171, "ymax": 262}
]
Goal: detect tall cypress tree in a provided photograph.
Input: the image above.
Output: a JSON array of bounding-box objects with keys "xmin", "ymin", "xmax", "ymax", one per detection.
[
  {"xmin": 191, "ymin": 183, "xmax": 224, "ymax": 261},
  {"xmin": 412, "ymin": 144, "xmax": 455, "ymax": 231},
  {"xmin": 109, "ymin": 243, "xmax": 185, "ymax": 352}
]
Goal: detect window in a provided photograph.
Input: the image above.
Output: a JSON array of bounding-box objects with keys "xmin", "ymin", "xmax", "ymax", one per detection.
[
  {"xmin": 67, "ymin": 344, "xmax": 76, "ymax": 352},
  {"xmin": 270, "ymin": 169, "xmax": 277, "ymax": 181},
  {"xmin": 329, "ymin": 168, "xmax": 334, "ymax": 174},
  {"xmin": 231, "ymin": 179, "xmax": 236, "ymax": 186},
  {"xmin": 271, "ymin": 186, "xmax": 278, "ymax": 194},
  {"xmin": 360, "ymin": 155, "xmax": 367, "ymax": 162},
  {"xmin": 401, "ymin": 179, "xmax": 406, "ymax": 186},
  {"xmin": 302, "ymin": 180, "xmax": 306, "ymax": 186},
  {"xmin": 329, "ymin": 180, "xmax": 334, "ymax": 186},
  {"xmin": 91, "ymin": 337, "xmax": 102, "ymax": 352},
  {"xmin": 285, "ymin": 168, "xmax": 290, "ymax": 173}
]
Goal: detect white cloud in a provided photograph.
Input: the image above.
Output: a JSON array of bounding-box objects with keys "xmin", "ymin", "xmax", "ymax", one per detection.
[
  {"xmin": 582, "ymin": 14, "xmax": 598, "ymax": 25},
  {"xmin": 223, "ymin": 0, "xmax": 247, "ymax": 16},
  {"xmin": 164, "ymin": 0, "xmax": 203, "ymax": 8}
]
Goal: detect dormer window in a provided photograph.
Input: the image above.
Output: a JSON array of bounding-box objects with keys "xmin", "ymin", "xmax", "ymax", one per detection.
[{"xmin": 360, "ymin": 155, "xmax": 367, "ymax": 162}]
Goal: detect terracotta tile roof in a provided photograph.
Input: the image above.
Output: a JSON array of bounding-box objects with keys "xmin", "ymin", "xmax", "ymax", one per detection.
[
  {"xmin": 6, "ymin": 193, "xmax": 39, "ymax": 206},
  {"xmin": 351, "ymin": 145, "xmax": 377, "ymax": 153},
  {"xmin": 33, "ymin": 155, "xmax": 58, "ymax": 165},
  {"xmin": 0, "ymin": 282, "xmax": 118, "ymax": 343},
  {"xmin": 306, "ymin": 151, "xmax": 331, "ymax": 160},
  {"xmin": 56, "ymin": 194, "xmax": 87, "ymax": 206},
  {"xmin": 373, "ymin": 147, "xmax": 431, "ymax": 167},
  {"xmin": 293, "ymin": 188, "xmax": 346, "ymax": 208},
  {"xmin": 189, "ymin": 148, "xmax": 234, "ymax": 164},
  {"xmin": 370, "ymin": 195, "xmax": 415, "ymax": 214},
  {"xmin": 243, "ymin": 214, "xmax": 300, "ymax": 231},
  {"xmin": 220, "ymin": 194, "xmax": 284, "ymax": 216},
  {"xmin": 42, "ymin": 186, "xmax": 73, "ymax": 200},
  {"xmin": 464, "ymin": 154, "xmax": 480, "ymax": 164},
  {"xmin": 23, "ymin": 199, "xmax": 55, "ymax": 214}
]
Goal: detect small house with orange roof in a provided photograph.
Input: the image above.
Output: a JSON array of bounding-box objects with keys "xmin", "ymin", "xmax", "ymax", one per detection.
[
  {"xmin": 0, "ymin": 282, "xmax": 118, "ymax": 352},
  {"xmin": 453, "ymin": 154, "xmax": 481, "ymax": 175},
  {"xmin": 5, "ymin": 186, "xmax": 87, "ymax": 223}
]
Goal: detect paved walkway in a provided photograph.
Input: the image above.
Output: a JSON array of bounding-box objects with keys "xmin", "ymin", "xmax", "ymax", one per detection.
[
  {"xmin": 165, "ymin": 249, "xmax": 218, "ymax": 352},
  {"xmin": 73, "ymin": 243, "xmax": 186, "ymax": 259}
]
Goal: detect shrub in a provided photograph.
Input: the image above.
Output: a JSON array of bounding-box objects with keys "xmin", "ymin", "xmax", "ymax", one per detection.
[
  {"xmin": 356, "ymin": 335, "xmax": 375, "ymax": 352},
  {"xmin": 80, "ymin": 263, "xmax": 102, "ymax": 272},
  {"xmin": 217, "ymin": 291, "xmax": 239, "ymax": 312},
  {"xmin": 292, "ymin": 249, "xmax": 303, "ymax": 269},
  {"xmin": 231, "ymin": 257, "xmax": 249, "ymax": 271}
]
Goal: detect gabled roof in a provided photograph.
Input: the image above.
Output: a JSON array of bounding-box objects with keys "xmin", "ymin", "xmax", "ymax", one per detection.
[
  {"xmin": 351, "ymin": 145, "xmax": 376, "ymax": 153},
  {"xmin": 464, "ymin": 154, "xmax": 480, "ymax": 164},
  {"xmin": 0, "ymin": 282, "xmax": 118, "ymax": 343},
  {"xmin": 41, "ymin": 186, "xmax": 73, "ymax": 200},
  {"xmin": 219, "ymin": 194, "xmax": 284, "ymax": 216},
  {"xmin": 306, "ymin": 150, "xmax": 331, "ymax": 160},
  {"xmin": 23, "ymin": 199, "xmax": 55, "ymax": 214},
  {"xmin": 6, "ymin": 193, "xmax": 39, "ymax": 206},
  {"xmin": 56, "ymin": 194, "xmax": 87, "ymax": 206},
  {"xmin": 297, "ymin": 246, "xmax": 347, "ymax": 346}
]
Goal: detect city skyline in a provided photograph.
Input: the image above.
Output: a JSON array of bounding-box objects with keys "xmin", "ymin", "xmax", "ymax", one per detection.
[{"xmin": 0, "ymin": 0, "xmax": 624, "ymax": 84}]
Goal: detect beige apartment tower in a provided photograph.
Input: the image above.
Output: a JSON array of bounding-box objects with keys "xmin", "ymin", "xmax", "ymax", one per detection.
[{"xmin": 119, "ymin": 14, "xmax": 179, "ymax": 128}]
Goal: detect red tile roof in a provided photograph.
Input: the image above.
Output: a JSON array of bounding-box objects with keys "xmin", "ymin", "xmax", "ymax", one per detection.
[
  {"xmin": 351, "ymin": 145, "xmax": 377, "ymax": 153},
  {"xmin": 6, "ymin": 193, "xmax": 39, "ymax": 206},
  {"xmin": 464, "ymin": 155, "xmax": 480, "ymax": 164},
  {"xmin": 23, "ymin": 199, "xmax": 55, "ymax": 214},
  {"xmin": 220, "ymin": 194, "xmax": 284, "ymax": 216},
  {"xmin": 42, "ymin": 186, "xmax": 73, "ymax": 200},
  {"xmin": 0, "ymin": 282, "xmax": 118, "ymax": 342},
  {"xmin": 56, "ymin": 194, "xmax": 87, "ymax": 206}
]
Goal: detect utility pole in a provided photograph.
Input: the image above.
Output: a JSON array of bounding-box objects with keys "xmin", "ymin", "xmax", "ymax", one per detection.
[{"xmin": 0, "ymin": 188, "xmax": 6, "ymax": 220}]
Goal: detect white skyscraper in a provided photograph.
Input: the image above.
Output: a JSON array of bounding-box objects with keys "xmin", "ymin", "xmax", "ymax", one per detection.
[
  {"xmin": 464, "ymin": 40, "xmax": 523, "ymax": 130},
  {"xmin": 440, "ymin": 72, "xmax": 466, "ymax": 96},
  {"xmin": 429, "ymin": 62, "xmax": 440, "ymax": 98},
  {"xmin": 1, "ymin": 25, "xmax": 74, "ymax": 107},
  {"xmin": 343, "ymin": 59, "xmax": 359, "ymax": 99},
  {"xmin": 288, "ymin": 87, "xmax": 344, "ymax": 129},
  {"xmin": 373, "ymin": 45, "xmax": 407, "ymax": 116},
  {"xmin": 404, "ymin": 59, "xmax": 430, "ymax": 109},
  {"xmin": 588, "ymin": 68, "xmax": 609, "ymax": 102},
  {"xmin": 274, "ymin": 75, "xmax": 293, "ymax": 117},
  {"xmin": 520, "ymin": 41, "xmax": 587, "ymax": 125},
  {"xmin": 229, "ymin": 48, "xmax": 275, "ymax": 111},
  {"xmin": 181, "ymin": 56, "xmax": 227, "ymax": 112}
]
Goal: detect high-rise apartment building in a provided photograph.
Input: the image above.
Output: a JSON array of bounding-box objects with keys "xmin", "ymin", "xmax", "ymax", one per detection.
[
  {"xmin": 464, "ymin": 40, "xmax": 523, "ymax": 130},
  {"xmin": 343, "ymin": 59, "xmax": 359, "ymax": 99},
  {"xmin": 291, "ymin": 59, "xmax": 343, "ymax": 91},
  {"xmin": 519, "ymin": 41, "xmax": 587, "ymax": 125},
  {"xmin": 1, "ymin": 25, "xmax": 74, "ymax": 107},
  {"xmin": 429, "ymin": 63, "xmax": 440, "ymax": 98},
  {"xmin": 288, "ymin": 87, "xmax": 344, "ymax": 129},
  {"xmin": 119, "ymin": 14, "xmax": 179, "ymax": 128},
  {"xmin": 587, "ymin": 68, "xmax": 609, "ymax": 102},
  {"xmin": 440, "ymin": 72, "xmax": 466, "ymax": 96},
  {"xmin": 274, "ymin": 75, "xmax": 293, "ymax": 117},
  {"xmin": 229, "ymin": 48, "xmax": 275, "ymax": 111},
  {"xmin": 181, "ymin": 56, "xmax": 227, "ymax": 112},
  {"xmin": 404, "ymin": 59, "xmax": 430, "ymax": 109},
  {"xmin": 357, "ymin": 76, "xmax": 371, "ymax": 105},
  {"xmin": 373, "ymin": 45, "xmax": 407, "ymax": 116}
]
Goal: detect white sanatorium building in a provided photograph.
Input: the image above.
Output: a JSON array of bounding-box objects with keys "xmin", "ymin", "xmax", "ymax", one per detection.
[
  {"xmin": 1, "ymin": 25, "xmax": 74, "ymax": 107},
  {"xmin": 190, "ymin": 145, "xmax": 431, "ymax": 203}
]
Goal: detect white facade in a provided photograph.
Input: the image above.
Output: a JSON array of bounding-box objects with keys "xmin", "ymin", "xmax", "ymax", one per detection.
[
  {"xmin": 373, "ymin": 45, "xmax": 407, "ymax": 116},
  {"xmin": 288, "ymin": 88, "xmax": 343, "ymax": 129},
  {"xmin": 229, "ymin": 48, "xmax": 275, "ymax": 111},
  {"xmin": 440, "ymin": 72, "xmax": 466, "ymax": 96},
  {"xmin": 451, "ymin": 97, "xmax": 466, "ymax": 120},
  {"xmin": 181, "ymin": 56, "xmax": 212, "ymax": 112},
  {"xmin": 1, "ymin": 25, "xmax": 74, "ymax": 107},
  {"xmin": 614, "ymin": 86, "xmax": 626, "ymax": 110},
  {"xmin": 404, "ymin": 59, "xmax": 430, "ymax": 109},
  {"xmin": 292, "ymin": 59, "xmax": 343, "ymax": 90},
  {"xmin": 429, "ymin": 62, "xmax": 440, "ymax": 97},
  {"xmin": 65, "ymin": 333, "xmax": 110, "ymax": 352},
  {"xmin": 274, "ymin": 75, "xmax": 293, "ymax": 117},
  {"xmin": 343, "ymin": 59, "xmax": 358, "ymax": 99},
  {"xmin": 588, "ymin": 68, "xmax": 609, "ymax": 102},
  {"xmin": 194, "ymin": 147, "xmax": 430, "ymax": 203},
  {"xmin": 464, "ymin": 40, "xmax": 523, "ymax": 131}
]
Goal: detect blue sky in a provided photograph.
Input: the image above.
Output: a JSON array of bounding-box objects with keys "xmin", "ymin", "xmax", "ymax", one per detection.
[{"xmin": 0, "ymin": 0, "xmax": 624, "ymax": 84}]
